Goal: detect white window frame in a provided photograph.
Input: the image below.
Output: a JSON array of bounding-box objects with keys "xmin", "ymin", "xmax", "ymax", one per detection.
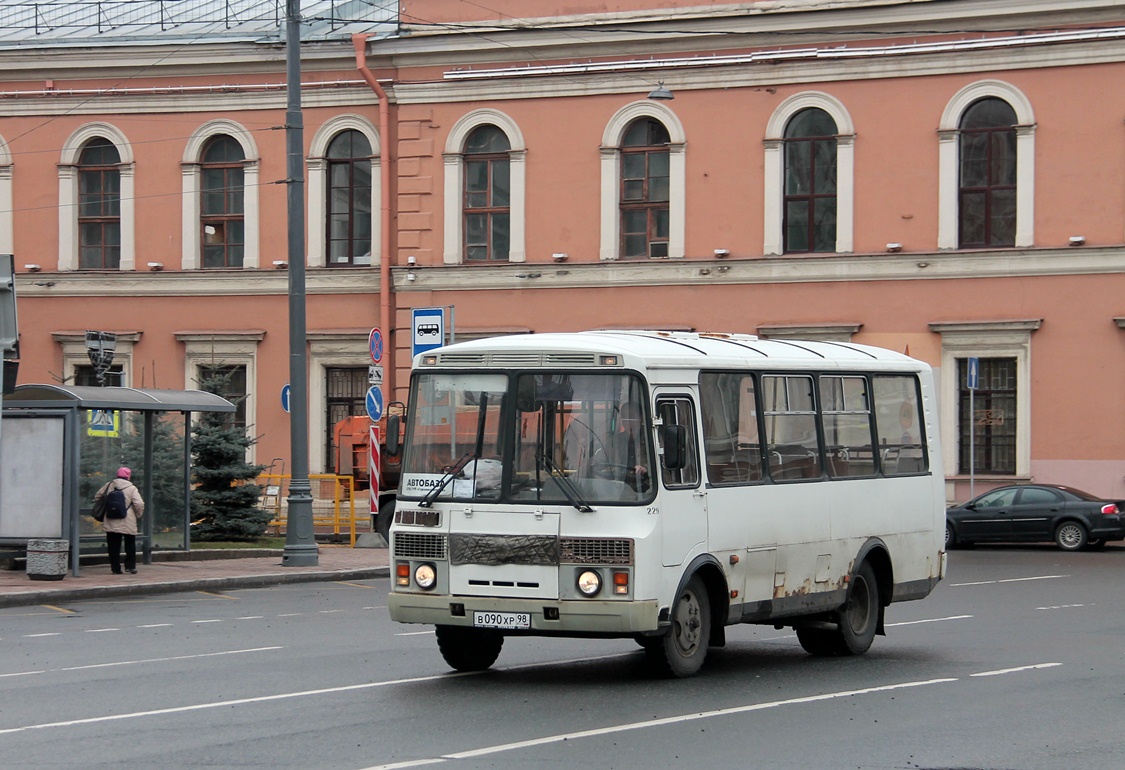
[
  {"xmin": 757, "ymin": 323, "xmax": 862, "ymax": 342},
  {"xmin": 443, "ymin": 109, "xmax": 526, "ymax": 264},
  {"xmin": 600, "ymin": 101, "xmax": 686, "ymax": 261},
  {"xmin": 938, "ymin": 80, "xmax": 1035, "ymax": 250},
  {"xmin": 764, "ymin": 92, "xmax": 855, "ymax": 257},
  {"xmin": 58, "ymin": 123, "xmax": 136, "ymax": 272},
  {"xmin": 308, "ymin": 114, "xmax": 381, "ymax": 268},
  {"xmin": 52, "ymin": 331, "xmax": 140, "ymax": 385},
  {"xmin": 929, "ymin": 319, "xmax": 1040, "ymax": 480},
  {"xmin": 308, "ymin": 331, "xmax": 372, "ymax": 474},
  {"xmin": 178, "ymin": 331, "xmax": 264, "ymax": 463},
  {"xmin": 182, "ymin": 120, "xmax": 260, "ymax": 270}
]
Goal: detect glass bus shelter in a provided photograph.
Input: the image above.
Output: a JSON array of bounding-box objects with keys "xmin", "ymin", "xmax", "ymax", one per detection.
[{"xmin": 0, "ymin": 384, "xmax": 235, "ymax": 576}]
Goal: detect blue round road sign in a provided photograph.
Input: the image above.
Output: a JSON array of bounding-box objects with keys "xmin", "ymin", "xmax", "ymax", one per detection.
[
  {"xmin": 369, "ymin": 328, "xmax": 383, "ymax": 364},
  {"xmin": 365, "ymin": 386, "xmax": 384, "ymax": 421}
]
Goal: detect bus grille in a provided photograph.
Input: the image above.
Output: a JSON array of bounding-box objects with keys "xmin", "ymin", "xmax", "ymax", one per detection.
[
  {"xmin": 560, "ymin": 538, "xmax": 634, "ymax": 565},
  {"xmin": 450, "ymin": 534, "xmax": 558, "ymax": 566},
  {"xmin": 394, "ymin": 533, "xmax": 448, "ymax": 560}
]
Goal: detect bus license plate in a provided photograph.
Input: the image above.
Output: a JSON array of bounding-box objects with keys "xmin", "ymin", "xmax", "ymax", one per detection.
[{"xmin": 473, "ymin": 611, "xmax": 530, "ymax": 630}]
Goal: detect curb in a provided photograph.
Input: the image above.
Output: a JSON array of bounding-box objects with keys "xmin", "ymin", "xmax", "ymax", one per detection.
[{"xmin": 0, "ymin": 567, "xmax": 390, "ymax": 609}]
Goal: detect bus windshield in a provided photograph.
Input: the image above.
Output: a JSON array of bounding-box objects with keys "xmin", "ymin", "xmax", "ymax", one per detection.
[{"xmin": 399, "ymin": 371, "xmax": 654, "ymax": 506}]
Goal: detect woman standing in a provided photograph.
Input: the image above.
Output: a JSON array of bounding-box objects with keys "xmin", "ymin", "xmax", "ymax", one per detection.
[{"xmin": 95, "ymin": 466, "xmax": 145, "ymax": 574}]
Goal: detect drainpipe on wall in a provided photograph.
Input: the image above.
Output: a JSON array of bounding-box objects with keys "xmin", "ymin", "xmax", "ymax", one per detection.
[{"xmin": 352, "ymin": 33, "xmax": 394, "ymax": 401}]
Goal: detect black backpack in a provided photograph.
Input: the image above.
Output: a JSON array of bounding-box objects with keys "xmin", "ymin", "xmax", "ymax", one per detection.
[{"xmin": 104, "ymin": 486, "xmax": 129, "ymax": 519}]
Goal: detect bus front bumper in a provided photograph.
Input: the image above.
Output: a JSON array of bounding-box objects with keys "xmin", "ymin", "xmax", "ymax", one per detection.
[{"xmin": 388, "ymin": 592, "xmax": 662, "ymax": 635}]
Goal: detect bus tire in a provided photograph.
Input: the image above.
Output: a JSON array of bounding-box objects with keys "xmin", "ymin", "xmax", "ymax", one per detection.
[
  {"xmin": 435, "ymin": 625, "xmax": 503, "ymax": 672},
  {"xmin": 376, "ymin": 499, "xmax": 395, "ymax": 543},
  {"xmin": 837, "ymin": 561, "xmax": 880, "ymax": 655},
  {"xmin": 796, "ymin": 561, "xmax": 879, "ymax": 657},
  {"xmin": 647, "ymin": 575, "xmax": 711, "ymax": 678}
]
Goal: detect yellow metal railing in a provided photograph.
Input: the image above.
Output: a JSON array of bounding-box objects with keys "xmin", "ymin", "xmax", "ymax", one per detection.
[{"xmin": 257, "ymin": 473, "xmax": 367, "ymax": 546}]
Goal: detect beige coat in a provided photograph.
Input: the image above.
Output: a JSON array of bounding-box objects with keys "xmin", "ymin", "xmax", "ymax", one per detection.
[{"xmin": 95, "ymin": 478, "xmax": 145, "ymax": 536}]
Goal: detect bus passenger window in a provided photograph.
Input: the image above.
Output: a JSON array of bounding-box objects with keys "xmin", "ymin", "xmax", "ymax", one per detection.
[
  {"xmin": 762, "ymin": 375, "xmax": 822, "ymax": 481},
  {"xmin": 700, "ymin": 372, "xmax": 762, "ymax": 484},
  {"xmin": 656, "ymin": 397, "xmax": 700, "ymax": 488},
  {"xmin": 873, "ymin": 375, "xmax": 927, "ymax": 475},
  {"xmin": 819, "ymin": 375, "xmax": 876, "ymax": 478}
]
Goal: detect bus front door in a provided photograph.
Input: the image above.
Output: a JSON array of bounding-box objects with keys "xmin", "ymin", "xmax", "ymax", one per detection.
[{"xmin": 654, "ymin": 394, "xmax": 707, "ymax": 567}]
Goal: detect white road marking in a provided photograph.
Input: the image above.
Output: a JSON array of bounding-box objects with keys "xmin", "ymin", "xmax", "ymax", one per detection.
[
  {"xmin": 191, "ymin": 619, "xmax": 223, "ymax": 624},
  {"xmin": 0, "ymin": 647, "xmax": 282, "ymax": 680},
  {"xmin": 279, "ymin": 613, "xmax": 302, "ymax": 617},
  {"xmin": 950, "ymin": 574, "xmax": 1067, "ymax": 587},
  {"xmin": 394, "ymin": 631, "xmax": 435, "ymax": 637},
  {"xmin": 1036, "ymin": 604, "xmax": 1086, "ymax": 610},
  {"xmin": 22, "ymin": 633, "xmax": 61, "ymax": 638},
  {"xmin": 137, "ymin": 624, "xmax": 172, "ymax": 628},
  {"xmin": 84, "ymin": 628, "xmax": 120, "ymax": 633},
  {"xmin": 355, "ymin": 677, "xmax": 960, "ymax": 770},
  {"xmin": 0, "ymin": 670, "xmax": 476, "ymax": 735},
  {"xmin": 971, "ymin": 663, "xmax": 1062, "ymax": 677},
  {"xmin": 886, "ymin": 614, "xmax": 973, "ymax": 627},
  {"xmin": 237, "ymin": 616, "xmax": 264, "ymax": 620}
]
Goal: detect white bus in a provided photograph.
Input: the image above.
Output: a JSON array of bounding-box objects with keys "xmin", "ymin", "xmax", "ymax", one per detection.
[{"xmin": 387, "ymin": 331, "xmax": 946, "ymax": 677}]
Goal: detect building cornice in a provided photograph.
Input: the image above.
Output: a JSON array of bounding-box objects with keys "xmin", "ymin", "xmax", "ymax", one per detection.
[{"xmin": 16, "ymin": 247, "xmax": 1125, "ymax": 297}]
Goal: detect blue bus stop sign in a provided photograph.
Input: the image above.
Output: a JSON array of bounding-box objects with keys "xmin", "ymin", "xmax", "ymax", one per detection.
[{"xmin": 366, "ymin": 386, "xmax": 384, "ymax": 421}]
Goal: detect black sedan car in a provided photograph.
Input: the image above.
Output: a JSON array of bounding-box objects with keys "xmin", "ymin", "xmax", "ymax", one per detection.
[{"xmin": 946, "ymin": 484, "xmax": 1125, "ymax": 551}]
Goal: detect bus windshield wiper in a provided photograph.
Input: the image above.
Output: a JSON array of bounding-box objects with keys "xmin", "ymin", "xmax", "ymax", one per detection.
[
  {"xmin": 419, "ymin": 451, "xmax": 476, "ymax": 508},
  {"xmin": 537, "ymin": 451, "xmax": 593, "ymax": 513}
]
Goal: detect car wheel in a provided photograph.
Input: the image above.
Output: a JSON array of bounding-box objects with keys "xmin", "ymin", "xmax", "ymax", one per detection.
[
  {"xmin": 646, "ymin": 575, "xmax": 711, "ymax": 678},
  {"xmin": 1054, "ymin": 521, "xmax": 1088, "ymax": 551},
  {"xmin": 435, "ymin": 625, "xmax": 504, "ymax": 672},
  {"xmin": 945, "ymin": 522, "xmax": 957, "ymax": 549}
]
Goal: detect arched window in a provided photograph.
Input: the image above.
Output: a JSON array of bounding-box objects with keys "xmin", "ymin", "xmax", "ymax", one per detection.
[
  {"xmin": 200, "ymin": 135, "xmax": 245, "ymax": 268},
  {"xmin": 78, "ymin": 138, "xmax": 121, "ymax": 269},
  {"xmin": 620, "ymin": 118, "xmax": 670, "ymax": 259},
  {"xmin": 958, "ymin": 98, "xmax": 1017, "ymax": 248},
  {"xmin": 326, "ymin": 130, "xmax": 373, "ymax": 266},
  {"xmin": 783, "ymin": 108, "xmax": 837, "ymax": 254},
  {"xmin": 463, "ymin": 125, "xmax": 511, "ymax": 261}
]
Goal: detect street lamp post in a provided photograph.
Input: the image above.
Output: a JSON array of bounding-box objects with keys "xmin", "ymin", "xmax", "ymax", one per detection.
[{"xmin": 282, "ymin": 0, "xmax": 317, "ymax": 566}]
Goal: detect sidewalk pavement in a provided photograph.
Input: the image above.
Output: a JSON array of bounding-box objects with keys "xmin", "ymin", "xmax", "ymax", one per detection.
[{"xmin": 0, "ymin": 545, "xmax": 390, "ymax": 609}]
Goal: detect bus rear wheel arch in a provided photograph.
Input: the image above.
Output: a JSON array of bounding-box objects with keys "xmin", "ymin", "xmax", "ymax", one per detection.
[{"xmin": 796, "ymin": 560, "xmax": 882, "ymax": 657}]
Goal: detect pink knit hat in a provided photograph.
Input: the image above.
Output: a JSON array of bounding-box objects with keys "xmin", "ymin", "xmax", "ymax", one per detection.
[{"xmin": 117, "ymin": 467, "xmax": 132, "ymax": 480}]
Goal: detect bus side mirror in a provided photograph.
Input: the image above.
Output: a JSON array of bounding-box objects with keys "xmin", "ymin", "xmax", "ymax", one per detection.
[
  {"xmin": 385, "ymin": 414, "xmax": 401, "ymax": 457},
  {"xmin": 660, "ymin": 425, "xmax": 687, "ymax": 470}
]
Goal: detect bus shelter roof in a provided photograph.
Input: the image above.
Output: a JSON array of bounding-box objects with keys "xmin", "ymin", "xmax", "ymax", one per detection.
[{"xmin": 3, "ymin": 384, "xmax": 235, "ymax": 412}]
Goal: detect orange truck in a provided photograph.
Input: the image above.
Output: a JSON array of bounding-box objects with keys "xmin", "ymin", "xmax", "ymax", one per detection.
[{"xmin": 332, "ymin": 410, "xmax": 403, "ymax": 541}]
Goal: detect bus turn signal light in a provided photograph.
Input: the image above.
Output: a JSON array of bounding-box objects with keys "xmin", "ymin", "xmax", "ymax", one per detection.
[
  {"xmin": 396, "ymin": 562, "xmax": 411, "ymax": 587},
  {"xmin": 613, "ymin": 571, "xmax": 629, "ymax": 595}
]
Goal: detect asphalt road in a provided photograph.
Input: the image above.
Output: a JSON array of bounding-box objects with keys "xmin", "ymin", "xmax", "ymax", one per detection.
[{"xmin": 1, "ymin": 545, "xmax": 1122, "ymax": 770}]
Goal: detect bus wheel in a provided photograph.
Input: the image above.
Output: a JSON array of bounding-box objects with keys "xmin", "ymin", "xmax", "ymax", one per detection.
[
  {"xmin": 376, "ymin": 499, "xmax": 394, "ymax": 543},
  {"xmin": 435, "ymin": 625, "xmax": 504, "ymax": 672},
  {"xmin": 796, "ymin": 562, "xmax": 879, "ymax": 657},
  {"xmin": 648, "ymin": 575, "xmax": 711, "ymax": 678},
  {"xmin": 837, "ymin": 561, "xmax": 879, "ymax": 655}
]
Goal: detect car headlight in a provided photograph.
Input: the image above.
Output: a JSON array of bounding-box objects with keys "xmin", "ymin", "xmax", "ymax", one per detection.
[
  {"xmin": 576, "ymin": 570, "xmax": 602, "ymax": 597},
  {"xmin": 414, "ymin": 563, "xmax": 437, "ymax": 590}
]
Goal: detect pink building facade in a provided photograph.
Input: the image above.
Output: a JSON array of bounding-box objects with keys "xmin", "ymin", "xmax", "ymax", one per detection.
[{"xmin": 4, "ymin": 0, "xmax": 1125, "ymax": 501}]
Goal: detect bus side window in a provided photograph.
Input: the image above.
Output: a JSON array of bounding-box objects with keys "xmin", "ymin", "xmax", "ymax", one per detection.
[
  {"xmin": 700, "ymin": 372, "xmax": 763, "ymax": 485},
  {"xmin": 873, "ymin": 375, "xmax": 928, "ymax": 475},
  {"xmin": 656, "ymin": 397, "xmax": 700, "ymax": 488}
]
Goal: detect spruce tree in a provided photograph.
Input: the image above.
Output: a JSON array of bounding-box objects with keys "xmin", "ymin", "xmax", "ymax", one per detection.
[{"xmin": 190, "ymin": 370, "xmax": 270, "ymax": 541}]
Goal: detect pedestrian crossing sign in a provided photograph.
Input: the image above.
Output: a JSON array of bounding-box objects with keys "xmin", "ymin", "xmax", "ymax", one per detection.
[{"xmin": 87, "ymin": 409, "xmax": 120, "ymax": 437}]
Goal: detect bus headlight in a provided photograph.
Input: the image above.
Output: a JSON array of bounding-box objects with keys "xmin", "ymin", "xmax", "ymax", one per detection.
[
  {"xmin": 414, "ymin": 563, "xmax": 437, "ymax": 590},
  {"xmin": 576, "ymin": 570, "xmax": 602, "ymax": 597}
]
